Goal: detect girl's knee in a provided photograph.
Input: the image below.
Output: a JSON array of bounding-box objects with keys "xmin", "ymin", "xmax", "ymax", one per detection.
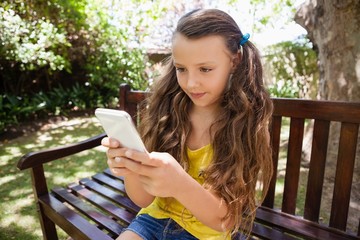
[{"xmin": 116, "ymin": 230, "xmax": 143, "ymax": 240}]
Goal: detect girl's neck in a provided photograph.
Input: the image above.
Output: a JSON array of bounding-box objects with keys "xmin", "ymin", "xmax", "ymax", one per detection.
[
  {"xmin": 190, "ymin": 104, "xmax": 221, "ymax": 120},
  {"xmin": 187, "ymin": 104, "xmax": 221, "ymax": 150}
]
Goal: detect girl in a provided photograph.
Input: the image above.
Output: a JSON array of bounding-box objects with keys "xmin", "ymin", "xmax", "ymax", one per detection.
[{"xmin": 102, "ymin": 9, "xmax": 273, "ymax": 240}]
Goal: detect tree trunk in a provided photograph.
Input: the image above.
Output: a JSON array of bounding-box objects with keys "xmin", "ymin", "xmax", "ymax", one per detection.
[{"xmin": 294, "ymin": 0, "xmax": 360, "ymax": 101}]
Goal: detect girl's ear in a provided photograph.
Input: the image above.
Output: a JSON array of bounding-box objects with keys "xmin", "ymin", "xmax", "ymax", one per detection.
[{"xmin": 231, "ymin": 52, "xmax": 242, "ymax": 72}]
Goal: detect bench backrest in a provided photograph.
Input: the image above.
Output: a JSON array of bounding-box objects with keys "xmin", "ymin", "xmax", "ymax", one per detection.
[
  {"xmin": 118, "ymin": 84, "xmax": 360, "ymax": 236},
  {"xmin": 265, "ymin": 98, "xmax": 360, "ymax": 235},
  {"xmin": 119, "ymin": 83, "xmax": 148, "ymax": 125}
]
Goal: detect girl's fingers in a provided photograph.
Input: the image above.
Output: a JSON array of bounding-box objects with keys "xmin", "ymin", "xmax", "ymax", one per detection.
[
  {"xmin": 102, "ymin": 139, "xmax": 145, "ymax": 177},
  {"xmin": 124, "ymin": 150, "xmax": 158, "ymax": 167},
  {"xmin": 110, "ymin": 166, "xmax": 133, "ymax": 176},
  {"xmin": 101, "ymin": 137, "xmax": 120, "ymax": 148},
  {"xmin": 112, "ymin": 154, "xmax": 154, "ymax": 176},
  {"xmin": 108, "ymin": 157, "xmax": 135, "ymax": 177},
  {"xmin": 106, "ymin": 148, "xmax": 127, "ymax": 159},
  {"xmin": 107, "ymin": 158, "xmax": 121, "ymax": 167},
  {"xmin": 101, "ymin": 137, "xmax": 109, "ymax": 146},
  {"xmin": 104, "ymin": 146, "xmax": 153, "ymax": 176}
]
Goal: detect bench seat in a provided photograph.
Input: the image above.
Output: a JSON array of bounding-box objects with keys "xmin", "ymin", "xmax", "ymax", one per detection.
[{"xmin": 29, "ymin": 164, "xmax": 359, "ymax": 240}]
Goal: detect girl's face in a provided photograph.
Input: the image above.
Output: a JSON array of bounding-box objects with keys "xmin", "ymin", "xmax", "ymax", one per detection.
[{"xmin": 172, "ymin": 33, "xmax": 236, "ymax": 111}]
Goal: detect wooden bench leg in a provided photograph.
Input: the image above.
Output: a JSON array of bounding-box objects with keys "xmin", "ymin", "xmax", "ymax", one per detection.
[
  {"xmin": 31, "ymin": 166, "xmax": 58, "ymax": 240},
  {"xmin": 37, "ymin": 204, "xmax": 58, "ymax": 240}
]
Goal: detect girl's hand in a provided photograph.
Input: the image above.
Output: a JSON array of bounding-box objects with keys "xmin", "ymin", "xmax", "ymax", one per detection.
[
  {"xmin": 101, "ymin": 137, "xmax": 140, "ymax": 177},
  {"xmin": 120, "ymin": 149, "xmax": 188, "ymax": 198},
  {"xmin": 101, "ymin": 137, "xmax": 155, "ymax": 207}
]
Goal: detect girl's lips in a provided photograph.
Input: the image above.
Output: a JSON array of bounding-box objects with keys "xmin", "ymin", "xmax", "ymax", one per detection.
[{"xmin": 190, "ymin": 93, "xmax": 206, "ymax": 99}]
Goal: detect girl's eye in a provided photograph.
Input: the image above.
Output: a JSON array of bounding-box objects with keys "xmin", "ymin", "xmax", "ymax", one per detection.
[
  {"xmin": 200, "ymin": 67, "xmax": 212, "ymax": 72},
  {"xmin": 176, "ymin": 67, "xmax": 185, "ymax": 73}
]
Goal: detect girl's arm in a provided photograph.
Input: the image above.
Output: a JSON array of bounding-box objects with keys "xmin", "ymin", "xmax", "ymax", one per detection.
[
  {"xmin": 123, "ymin": 174, "xmax": 155, "ymax": 208},
  {"xmin": 173, "ymin": 172, "xmax": 231, "ymax": 232},
  {"xmin": 101, "ymin": 137, "xmax": 155, "ymax": 207},
  {"xmin": 122, "ymin": 150, "xmax": 231, "ymax": 232}
]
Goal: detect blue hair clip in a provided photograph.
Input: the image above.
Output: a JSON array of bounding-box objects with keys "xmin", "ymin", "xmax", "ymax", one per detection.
[{"xmin": 239, "ymin": 33, "xmax": 250, "ymax": 46}]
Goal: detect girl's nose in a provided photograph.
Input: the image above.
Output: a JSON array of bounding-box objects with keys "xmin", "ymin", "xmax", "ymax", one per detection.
[{"xmin": 187, "ymin": 72, "xmax": 200, "ymax": 89}]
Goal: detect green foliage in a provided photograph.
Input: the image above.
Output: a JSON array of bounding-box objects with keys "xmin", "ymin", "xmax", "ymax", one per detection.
[
  {"xmin": 249, "ymin": 0, "xmax": 298, "ymax": 32},
  {"xmin": 82, "ymin": 0, "xmax": 165, "ymax": 90},
  {"xmin": 0, "ymin": 3, "xmax": 71, "ymax": 72},
  {"xmin": 264, "ymin": 37, "xmax": 319, "ymax": 98},
  {"xmin": 0, "ymin": 82, "xmax": 117, "ymax": 133},
  {"xmin": 0, "ymin": 0, "xmax": 153, "ymax": 92},
  {"xmin": 0, "ymin": 93, "xmax": 43, "ymax": 132},
  {"xmin": 0, "ymin": 0, "xmax": 165, "ymax": 133}
]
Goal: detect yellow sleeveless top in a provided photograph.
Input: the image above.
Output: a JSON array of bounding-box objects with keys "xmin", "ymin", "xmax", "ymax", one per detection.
[{"xmin": 138, "ymin": 144, "xmax": 230, "ymax": 239}]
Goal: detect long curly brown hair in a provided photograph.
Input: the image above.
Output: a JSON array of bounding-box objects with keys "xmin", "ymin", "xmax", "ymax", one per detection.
[{"xmin": 139, "ymin": 9, "xmax": 273, "ymax": 237}]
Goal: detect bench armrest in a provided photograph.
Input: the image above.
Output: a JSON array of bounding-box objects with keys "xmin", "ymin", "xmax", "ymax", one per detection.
[{"xmin": 17, "ymin": 133, "xmax": 107, "ymax": 170}]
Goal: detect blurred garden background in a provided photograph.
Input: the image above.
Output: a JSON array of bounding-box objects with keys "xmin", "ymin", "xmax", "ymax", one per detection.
[
  {"xmin": 1, "ymin": 0, "xmax": 321, "ymax": 135},
  {"xmin": 1, "ymin": 0, "xmax": 359, "ymax": 239}
]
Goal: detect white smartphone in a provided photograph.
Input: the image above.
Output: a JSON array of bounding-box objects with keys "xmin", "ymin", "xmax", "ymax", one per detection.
[{"xmin": 95, "ymin": 108, "xmax": 147, "ymax": 152}]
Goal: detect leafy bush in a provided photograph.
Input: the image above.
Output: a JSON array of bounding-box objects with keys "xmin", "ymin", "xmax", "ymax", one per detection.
[
  {"xmin": 0, "ymin": 82, "xmax": 118, "ymax": 133},
  {"xmin": 0, "ymin": 94, "xmax": 40, "ymax": 132},
  {"xmin": 264, "ymin": 37, "xmax": 318, "ymax": 98},
  {"xmin": 0, "ymin": 0, "xmax": 165, "ymax": 134},
  {"xmin": 0, "ymin": 7, "xmax": 70, "ymax": 70}
]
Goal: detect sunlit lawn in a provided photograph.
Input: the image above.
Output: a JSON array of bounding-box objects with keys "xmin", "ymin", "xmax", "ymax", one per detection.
[{"xmin": 0, "ymin": 115, "xmax": 107, "ymax": 240}]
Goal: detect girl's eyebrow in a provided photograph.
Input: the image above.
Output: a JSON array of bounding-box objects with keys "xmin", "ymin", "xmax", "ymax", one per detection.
[
  {"xmin": 173, "ymin": 61, "xmax": 216, "ymax": 66},
  {"xmin": 173, "ymin": 61, "xmax": 183, "ymax": 66},
  {"xmin": 195, "ymin": 61, "xmax": 216, "ymax": 66}
]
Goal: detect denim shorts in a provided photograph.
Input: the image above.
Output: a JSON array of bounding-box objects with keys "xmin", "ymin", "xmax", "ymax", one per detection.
[{"xmin": 123, "ymin": 214, "xmax": 198, "ymax": 240}]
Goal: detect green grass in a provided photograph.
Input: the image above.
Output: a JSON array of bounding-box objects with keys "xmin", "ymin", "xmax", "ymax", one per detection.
[{"xmin": 0, "ymin": 115, "xmax": 107, "ymax": 240}]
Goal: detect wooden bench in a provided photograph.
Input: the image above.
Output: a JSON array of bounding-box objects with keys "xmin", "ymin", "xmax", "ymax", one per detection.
[{"xmin": 17, "ymin": 84, "xmax": 360, "ymax": 240}]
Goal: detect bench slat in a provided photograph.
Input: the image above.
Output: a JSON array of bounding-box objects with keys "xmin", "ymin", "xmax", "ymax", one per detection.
[
  {"xmin": 79, "ymin": 178, "xmax": 140, "ymax": 213},
  {"xmin": 272, "ymin": 98, "xmax": 360, "ymax": 123},
  {"xmin": 251, "ymin": 222, "xmax": 300, "ymax": 240},
  {"xmin": 330, "ymin": 122, "xmax": 359, "ymax": 230},
  {"xmin": 92, "ymin": 172, "xmax": 127, "ymax": 193},
  {"xmin": 263, "ymin": 115, "xmax": 282, "ymax": 208},
  {"xmin": 103, "ymin": 168, "xmax": 124, "ymax": 180},
  {"xmin": 282, "ymin": 117, "xmax": 304, "ymax": 214},
  {"xmin": 256, "ymin": 207, "xmax": 359, "ymax": 240},
  {"xmin": 69, "ymin": 184, "xmax": 135, "ymax": 224},
  {"xmin": 304, "ymin": 119, "xmax": 330, "ymax": 221},
  {"xmin": 52, "ymin": 187, "xmax": 123, "ymax": 236}
]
